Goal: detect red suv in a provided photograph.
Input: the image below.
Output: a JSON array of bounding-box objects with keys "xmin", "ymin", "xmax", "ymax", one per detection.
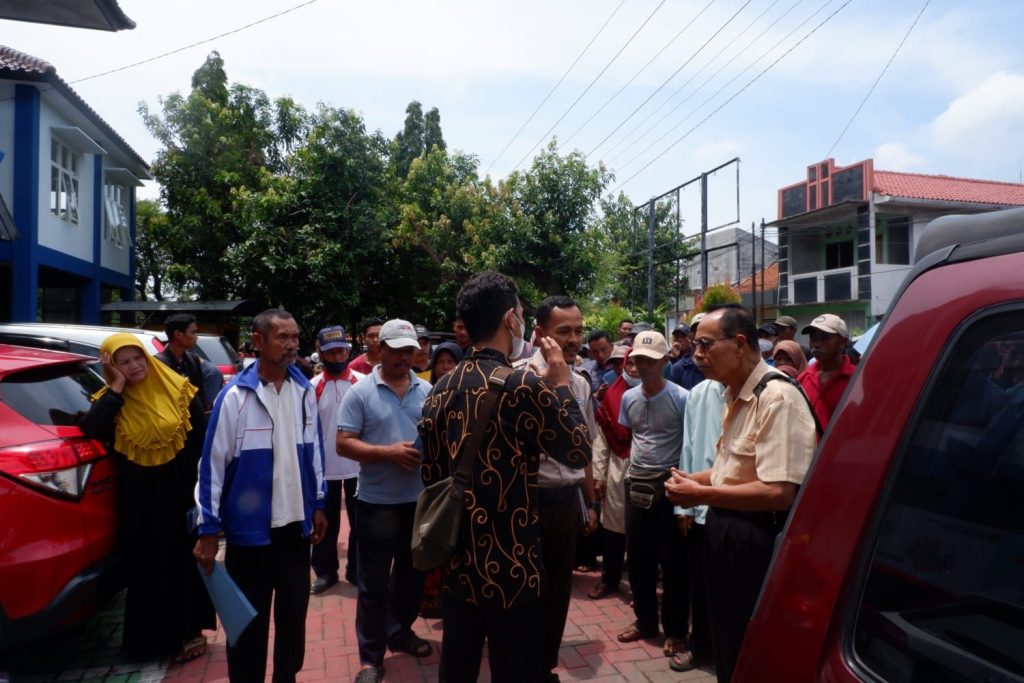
[
  {"xmin": 0, "ymin": 345, "xmax": 120, "ymax": 648},
  {"xmin": 737, "ymin": 208, "xmax": 1024, "ymax": 681}
]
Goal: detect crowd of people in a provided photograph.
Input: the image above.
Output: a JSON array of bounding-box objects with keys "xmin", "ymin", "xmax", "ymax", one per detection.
[{"xmin": 81, "ymin": 273, "xmax": 863, "ymax": 683}]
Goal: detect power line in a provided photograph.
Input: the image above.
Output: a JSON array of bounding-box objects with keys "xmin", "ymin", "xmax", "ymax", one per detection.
[
  {"xmin": 68, "ymin": 0, "xmax": 321, "ymax": 85},
  {"xmin": 508, "ymin": 0, "xmax": 667, "ymax": 174},
  {"xmin": 616, "ymin": 0, "xmax": 831, "ymax": 173},
  {"xmin": 558, "ymin": 0, "xmax": 718, "ymax": 150},
  {"xmin": 604, "ymin": 0, "xmax": 794, "ymax": 165},
  {"xmin": 824, "ymin": 0, "xmax": 930, "ymax": 157},
  {"xmin": 612, "ymin": 0, "xmax": 856, "ymax": 193},
  {"xmin": 587, "ymin": 0, "xmax": 754, "ymax": 158},
  {"xmin": 484, "ymin": 0, "xmax": 628, "ymax": 175}
]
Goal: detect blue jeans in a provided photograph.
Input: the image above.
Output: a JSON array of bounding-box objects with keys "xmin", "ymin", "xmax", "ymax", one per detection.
[{"xmin": 354, "ymin": 500, "xmax": 425, "ymax": 666}]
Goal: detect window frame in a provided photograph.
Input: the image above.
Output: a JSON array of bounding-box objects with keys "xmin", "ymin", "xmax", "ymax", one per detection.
[
  {"xmin": 843, "ymin": 302, "xmax": 1024, "ymax": 682},
  {"xmin": 875, "ymin": 217, "xmax": 912, "ymax": 266},
  {"xmin": 103, "ymin": 182, "xmax": 131, "ymax": 249},
  {"xmin": 49, "ymin": 137, "xmax": 81, "ymax": 226}
]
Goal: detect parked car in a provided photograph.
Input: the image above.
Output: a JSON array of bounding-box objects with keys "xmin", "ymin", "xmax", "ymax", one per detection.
[
  {"xmin": 736, "ymin": 207, "xmax": 1024, "ymax": 681},
  {"xmin": 0, "ymin": 323, "xmax": 167, "ymax": 371},
  {"xmin": 194, "ymin": 333, "xmax": 242, "ymax": 384},
  {"xmin": 0, "ymin": 344, "xmax": 120, "ymax": 648}
]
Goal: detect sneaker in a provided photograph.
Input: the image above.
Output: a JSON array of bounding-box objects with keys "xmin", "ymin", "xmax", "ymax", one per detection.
[{"xmin": 353, "ymin": 666, "xmax": 383, "ymax": 683}]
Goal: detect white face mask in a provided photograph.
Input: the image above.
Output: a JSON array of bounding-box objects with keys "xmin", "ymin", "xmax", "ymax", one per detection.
[
  {"xmin": 623, "ymin": 373, "xmax": 641, "ymax": 387},
  {"xmin": 509, "ymin": 311, "xmax": 526, "ymax": 359}
]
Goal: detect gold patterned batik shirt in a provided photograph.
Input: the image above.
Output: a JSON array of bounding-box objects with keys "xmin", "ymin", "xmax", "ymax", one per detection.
[{"xmin": 419, "ymin": 347, "xmax": 592, "ymax": 609}]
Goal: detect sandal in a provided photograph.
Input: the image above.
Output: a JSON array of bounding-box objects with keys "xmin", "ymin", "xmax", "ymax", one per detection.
[
  {"xmin": 663, "ymin": 636, "xmax": 687, "ymax": 657},
  {"xmin": 617, "ymin": 624, "xmax": 656, "ymax": 643},
  {"xmin": 172, "ymin": 635, "xmax": 207, "ymax": 664},
  {"xmin": 389, "ymin": 634, "xmax": 433, "ymax": 658},
  {"xmin": 587, "ymin": 581, "xmax": 616, "ymax": 599}
]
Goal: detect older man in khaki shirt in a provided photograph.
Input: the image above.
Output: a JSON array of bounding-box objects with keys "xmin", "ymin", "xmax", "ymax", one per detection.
[{"xmin": 665, "ymin": 305, "xmax": 816, "ymax": 683}]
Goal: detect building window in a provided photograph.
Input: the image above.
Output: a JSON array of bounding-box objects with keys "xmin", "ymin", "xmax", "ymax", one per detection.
[
  {"xmin": 50, "ymin": 138, "xmax": 80, "ymax": 225},
  {"xmin": 104, "ymin": 184, "xmax": 130, "ymax": 249},
  {"xmin": 876, "ymin": 218, "xmax": 911, "ymax": 265},
  {"xmin": 825, "ymin": 240, "xmax": 854, "ymax": 270}
]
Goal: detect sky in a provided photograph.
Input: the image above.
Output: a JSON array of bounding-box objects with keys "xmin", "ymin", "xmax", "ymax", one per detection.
[{"xmin": 6, "ymin": 0, "xmax": 1024, "ymax": 244}]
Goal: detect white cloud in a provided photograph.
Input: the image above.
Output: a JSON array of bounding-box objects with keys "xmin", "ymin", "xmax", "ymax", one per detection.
[
  {"xmin": 930, "ymin": 71, "xmax": 1024, "ymax": 158},
  {"xmin": 873, "ymin": 142, "xmax": 926, "ymax": 171}
]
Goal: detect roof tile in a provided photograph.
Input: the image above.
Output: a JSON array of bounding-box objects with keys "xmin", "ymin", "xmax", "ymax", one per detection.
[
  {"xmin": 873, "ymin": 170, "xmax": 1024, "ymax": 206},
  {"xmin": 0, "ymin": 45, "xmax": 55, "ymax": 75}
]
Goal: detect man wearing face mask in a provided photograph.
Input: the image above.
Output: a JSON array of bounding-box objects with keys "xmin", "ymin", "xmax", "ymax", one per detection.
[
  {"xmin": 419, "ymin": 272, "xmax": 592, "ymax": 683},
  {"xmin": 310, "ymin": 326, "xmax": 364, "ymax": 594}
]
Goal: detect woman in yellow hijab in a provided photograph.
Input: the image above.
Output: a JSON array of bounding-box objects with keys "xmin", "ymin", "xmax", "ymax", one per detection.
[{"xmin": 80, "ymin": 333, "xmax": 214, "ymax": 663}]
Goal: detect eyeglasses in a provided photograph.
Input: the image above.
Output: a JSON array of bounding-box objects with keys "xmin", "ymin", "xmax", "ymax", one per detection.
[{"xmin": 693, "ymin": 336, "xmax": 735, "ymax": 352}]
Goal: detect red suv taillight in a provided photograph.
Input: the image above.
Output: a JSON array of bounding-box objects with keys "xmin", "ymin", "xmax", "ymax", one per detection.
[{"xmin": 0, "ymin": 437, "xmax": 107, "ymax": 500}]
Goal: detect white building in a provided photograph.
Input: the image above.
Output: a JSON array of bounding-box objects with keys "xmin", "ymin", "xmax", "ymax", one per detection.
[{"xmin": 0, "ymin": 45, "xmax": 150, "ymax": 322}]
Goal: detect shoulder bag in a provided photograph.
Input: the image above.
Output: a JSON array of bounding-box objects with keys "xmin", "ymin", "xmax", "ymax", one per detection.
[{"xmin": 411, "ymin": 365, "xmax": 513, "ymax": 571}]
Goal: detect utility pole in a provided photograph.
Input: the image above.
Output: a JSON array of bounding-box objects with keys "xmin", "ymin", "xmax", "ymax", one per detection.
[
  {"xmin": 700, "ymin": 173, "xmax": 709, "ymax": 291},
  {"xmin": 647, "ymin": 198, "xmax": 656, "ymax": 322},
  {"xmin": 751, "ymin": 221, "xmax": 757, "ymax": 322},
  {"xmin": 760, "ymin": 218, "xmax": 767, "ymax": 323}
]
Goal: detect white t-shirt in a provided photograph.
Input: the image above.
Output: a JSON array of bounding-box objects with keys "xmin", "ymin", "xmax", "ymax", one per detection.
[{"xmin": 259, "ymin": 378, "xmax": 306, "ymax": 528}]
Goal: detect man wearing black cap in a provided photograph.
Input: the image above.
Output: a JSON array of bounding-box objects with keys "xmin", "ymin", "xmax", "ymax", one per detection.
[
  {"xmin": 310, "ymin": 326, "xmax": 363, "ymax": 594},
  {"xmin": 669, "ymin": 315, "xmax": 706, "ymax": 391}
]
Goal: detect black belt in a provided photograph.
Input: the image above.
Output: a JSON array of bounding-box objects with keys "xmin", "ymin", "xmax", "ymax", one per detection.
[
  {"xmin": 538, "ymin": 485, "xmax": 580, "ymax": 503},
  {"xmin": 708, "ymin": 506, "xmax": 789, "ymax": 532}
]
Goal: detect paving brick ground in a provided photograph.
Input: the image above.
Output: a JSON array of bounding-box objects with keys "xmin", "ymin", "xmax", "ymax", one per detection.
[{"xmin": 1, "ymin": 514, "xmax": 715, "ymax": 683}]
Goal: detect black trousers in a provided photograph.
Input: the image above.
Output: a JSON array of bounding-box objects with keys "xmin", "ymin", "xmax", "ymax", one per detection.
[
  {"xmin": 687, "ymin": 522, "xmax": 713, "ymax": 661},
  {"xmin": 310, "ymin": 477, "xmax": 358, "ymax": 581},
  {"xmin": 624, "ymin": 483, "xmax": 689, "ymax": 638},
  {"xmin": 539, "ymin": 490, "xmax": 581, "ymax": 673},
  {"xmin": 354, "ymin": 500, "xmax": 425, "ymax": 667},
  {"xmin": 439, "ymin": 593, "xmax": 544, "ymax": 683},
  {"xmin": 225, "ymin": 523, "xmax": 311, "ymax": 683},
  {"xmin": 600, "ymin": 529, "xmax": 626, "ymax": 589},
  {"xmin": 703, "ymin": 507, "xmax": 781, "ymax": 683}
]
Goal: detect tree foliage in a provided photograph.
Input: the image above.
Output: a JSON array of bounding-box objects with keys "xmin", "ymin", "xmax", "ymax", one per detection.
[{"xmin": 138, "ymin": 55, "xmax": 664, "ymax": 340}]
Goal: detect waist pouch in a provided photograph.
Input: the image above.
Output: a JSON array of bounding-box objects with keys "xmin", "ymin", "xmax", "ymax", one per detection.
[{"xmin": 626, "ymin": 469, "xmax": 670, "ymax": 510}]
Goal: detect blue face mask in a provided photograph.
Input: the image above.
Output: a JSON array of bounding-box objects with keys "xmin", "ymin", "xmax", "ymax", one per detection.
[{"xmin": 623, "ymin": 373, "xmax": 641, "ymax": 387}]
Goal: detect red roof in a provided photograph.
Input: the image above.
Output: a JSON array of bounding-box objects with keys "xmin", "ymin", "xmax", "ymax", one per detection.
[
  {"xmin": 873, "ymin": 171, "xmax": 1024, "ymax": 206},
  {"xmin": 737, "ymin": 261, "xmax": 779, "ymax": 294}
]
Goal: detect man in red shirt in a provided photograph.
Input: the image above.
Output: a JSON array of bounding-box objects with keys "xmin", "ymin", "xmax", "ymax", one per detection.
[{"xmin": 797, "ymin": 314, "xmax": 856, "ymax": 428}]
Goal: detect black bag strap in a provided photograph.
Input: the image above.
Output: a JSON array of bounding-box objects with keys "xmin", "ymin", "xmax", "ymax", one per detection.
[
  {"xmin": 752, "ymin": 371, "xmax": 824, "ymax": 438},
  {"xmin": 451, "ymin": 365, "xmax": 513, "ymax": 492}
]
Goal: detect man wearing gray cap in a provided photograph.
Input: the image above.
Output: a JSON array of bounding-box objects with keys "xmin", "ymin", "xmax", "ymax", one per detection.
[
  {"xmin": 798, "ymin": 313, "xmax": 855, "ymax": 428},
  {"xmin": 338, "ymin": 319, "xmax": 434, "ymax": 682}
]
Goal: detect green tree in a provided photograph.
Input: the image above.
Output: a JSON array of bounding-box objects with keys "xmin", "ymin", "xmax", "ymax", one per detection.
[
  {"xmin": 227, "ymin": 105, "xmax": 391, "ymax": 337},
  {"xmin": 478, "ymin": 140, "xmax": 610, "ymax": 306},
  {"xmin": 133, "ymin": 199, "xmax": 175, "ymax": 301},
  {"xmin": 424, "ymin": 107, "xmax": 445, "ymax": 153},
  {"xmin": 139, "ymin": 52, "xmax": 307, "ymax": 298},
  {"xmin": 393, "ymin": 100, "xmax": 425, "ymax": 178}
]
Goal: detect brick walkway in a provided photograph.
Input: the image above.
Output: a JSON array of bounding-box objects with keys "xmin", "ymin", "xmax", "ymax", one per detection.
[{"xmin": 2, "ymin": 519, "xmax": 715, "ymax": 682}]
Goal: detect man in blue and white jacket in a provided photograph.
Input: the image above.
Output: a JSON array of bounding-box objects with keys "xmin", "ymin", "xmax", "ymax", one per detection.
[{"xmin": 194, "ymin": 308, "xmax": 327, "ymax": 683}]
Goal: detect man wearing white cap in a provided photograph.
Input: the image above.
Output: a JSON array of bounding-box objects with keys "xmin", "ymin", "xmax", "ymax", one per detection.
[
  {"xmin": 797, "ymin": 313, "xmax": 855, "ymax": 428},
  {"xmin": 338, "ymin": 319, "xmax": 434, "ymax": 683},
  {"xmin": 614, "ymin": 330, "xmax": 693, "ymax": 667}
]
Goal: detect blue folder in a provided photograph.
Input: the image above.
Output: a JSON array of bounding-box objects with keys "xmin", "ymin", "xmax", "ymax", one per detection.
[{"xmin": 197, "ymin": 562, "xmax": 258, "ymax": 646}]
